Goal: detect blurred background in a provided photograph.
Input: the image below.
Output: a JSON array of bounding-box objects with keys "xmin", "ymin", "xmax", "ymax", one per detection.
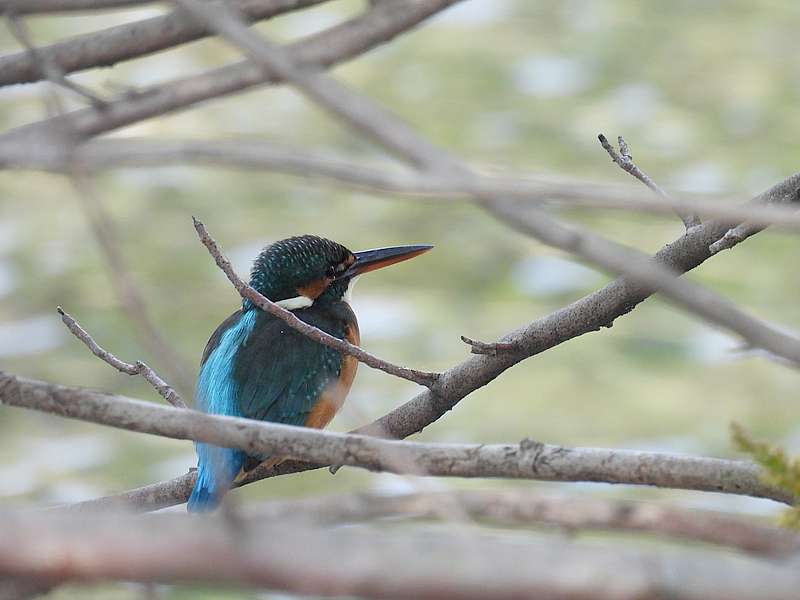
[{"xmin": 1, "ymin": 1, "xmax": 799, "ymax": 597}]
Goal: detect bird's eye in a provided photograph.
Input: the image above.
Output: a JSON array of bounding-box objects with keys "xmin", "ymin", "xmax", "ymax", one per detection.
[{"xmin": 325, "ymin": 265, "xmax": 336, "ymax": 278}]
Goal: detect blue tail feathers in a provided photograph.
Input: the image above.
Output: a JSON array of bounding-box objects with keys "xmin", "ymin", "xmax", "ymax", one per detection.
[{"xmin": 188, "ymin": 445, "xmax": 245, "ymax": 512}]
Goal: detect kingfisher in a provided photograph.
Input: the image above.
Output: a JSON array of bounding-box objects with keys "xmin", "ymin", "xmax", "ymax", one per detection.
[{"xmin": 187, "ymin": 234, "xmax": 432, "ymax": 512}]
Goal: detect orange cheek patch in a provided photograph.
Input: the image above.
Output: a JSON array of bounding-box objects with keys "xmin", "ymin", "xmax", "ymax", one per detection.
[{"xmin": 297, "ymin": 277, "xmax": 331, "ymax": 300}]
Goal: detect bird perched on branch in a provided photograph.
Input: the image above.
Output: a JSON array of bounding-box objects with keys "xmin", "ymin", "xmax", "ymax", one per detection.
[{"xmin": 188, "ymin": 235, "xmax": 432, "ymax": 512}]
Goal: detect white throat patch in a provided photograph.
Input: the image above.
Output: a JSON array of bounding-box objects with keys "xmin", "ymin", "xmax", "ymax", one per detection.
[
  {"xmin": 276, "ymin": 295, "xmax": 314, "ymax": 310},
  {"xmin": 343, "ymin": 275, "xmax": 359, "ymax": 305}
]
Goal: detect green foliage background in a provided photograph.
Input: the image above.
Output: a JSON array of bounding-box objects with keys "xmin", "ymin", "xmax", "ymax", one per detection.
[{"xmin": 1, "ymin": 1, "xmax": 799, "ymax": 597}]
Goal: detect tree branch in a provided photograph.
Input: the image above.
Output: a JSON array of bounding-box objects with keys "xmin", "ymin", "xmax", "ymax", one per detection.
[
  {"xmin": 0, "ymin": 0, "xmax": 157, "ymax": 13},
  {"xmin": 0, "ymin": 371, "xmax": 791, "ymax": 506},
  {"xmin": 483, "ymin": 193, "xmax": 800, "ymax": 365},
  {"xmin": 0, "ymin": 0, "xmax": 462, "ymax": 149},
  {"xmin": 4, "ymin": 509, "xmax": 800, "ymax": 600},
  {"xmin": 0, "ymin": 0, "xmax": 330, "ymax": 86},
  {"xmin": 247, "ymin": 489, "xmax": 800, "ymax": 557},
  {"xmin": 4, "ymin": 137, "xmax": 800, "ymax": 230}
]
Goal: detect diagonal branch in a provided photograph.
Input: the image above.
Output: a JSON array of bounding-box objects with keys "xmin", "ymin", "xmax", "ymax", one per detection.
[
  {"xmin": 0, "ymin": 371, "xmax": 792, "ymax": 506},
  {"xmin": 483, "ymin": 195, "xmax": 800, "ymax": 365},
  {"xmin": 0, "ymin": 0, "xmax": 331, "ymax": 85},
  {"xmin": 193, "ymin": 218, "xmax": 439, "ymax": 388}
]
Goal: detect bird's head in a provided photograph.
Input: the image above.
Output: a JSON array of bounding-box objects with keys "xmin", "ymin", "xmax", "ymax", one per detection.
[{"xmin": 248, "ymin": 235, "xmax": 432, "ymax": 310}]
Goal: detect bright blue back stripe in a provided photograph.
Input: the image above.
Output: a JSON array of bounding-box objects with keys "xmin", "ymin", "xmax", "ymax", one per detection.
[{"xmin": 189, "ymin": 309, "xmax": 258, "ymax": 512}]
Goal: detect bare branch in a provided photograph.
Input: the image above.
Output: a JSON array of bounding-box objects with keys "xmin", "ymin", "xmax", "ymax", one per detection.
[
  {"xmin": 359, "ymin": 175, "xmax": 800, "ymax": 451},
  {"xmin": 484, "ymin": 195, "xmax": 800, "ymax": 365},
  {"xmin": 247, "ymin": 490, "xmax": 800, "ymax": 557},
  {"xmin": 193, "ymin": 218, "xmax": 438, "ymax": 387},
  {"xmin": 4, "ymin": 509, "xmax": 800, "ymax": 600},
  {"xmin": 172, "ymin": 0, "xmax": 454, "ymax": 172},
  {"xmin": 57, "ymin": 307, "xmax": 186, "ymax": 409},
  {"xmin": 0, "ymin": 372, "xmax": 791, "ymax": 506},
  {"xmin": 6, "ymin": 138, "xmax": 800, "ymax": 231},
  {"xmin": 0, "ymin": 0, "xmax": 157, "ymax": 13},
  {"xmin": 0, "ymin": 0, "xmax": 330, "ymax": 86},
  {"xmin": 0, "ymin": 0, "xmax": 461, "ymax": 146}
]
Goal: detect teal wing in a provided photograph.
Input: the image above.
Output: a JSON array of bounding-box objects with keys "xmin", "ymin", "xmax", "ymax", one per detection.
[{"xmin": 233, "ymin": 311, "xmax": 345, "ymax": 428}]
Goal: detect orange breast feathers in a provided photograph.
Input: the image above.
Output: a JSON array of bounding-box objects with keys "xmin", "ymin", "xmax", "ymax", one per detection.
[{"xmin": 304, "ymin": 321, "xmax": 360, "ymax": 430}]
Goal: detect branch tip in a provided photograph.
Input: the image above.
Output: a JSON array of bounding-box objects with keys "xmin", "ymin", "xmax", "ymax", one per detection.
[
  {"xmin": 597, "ymin": 132, "xmax": 700, "ymax": 229},
  {"xmin": 460, "ymin": 335, "xmax": 516, "ymax": 356}
]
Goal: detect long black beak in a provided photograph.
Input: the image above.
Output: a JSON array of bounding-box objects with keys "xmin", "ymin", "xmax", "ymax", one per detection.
[{"xmin": 341, "ymin": 244, "xmax": 433, "ymax": 279}]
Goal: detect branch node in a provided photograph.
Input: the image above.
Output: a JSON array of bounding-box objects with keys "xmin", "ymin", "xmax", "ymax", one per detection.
[{"xmin": 519, "ymin": 437, "xmax": 545, "ymax": 453}]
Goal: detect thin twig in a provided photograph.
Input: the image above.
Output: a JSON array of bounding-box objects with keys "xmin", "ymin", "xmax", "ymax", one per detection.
[
  {"xmin": 192, "ymin": 218, "xmax": 439, "ymax": 388},
  {"xmin": 598, "ymin": 133, "xmax": 700, "ymax": 229},
  {"xmin": 57, "ymin": 307, "xmax": 186, "ymax": 409}
]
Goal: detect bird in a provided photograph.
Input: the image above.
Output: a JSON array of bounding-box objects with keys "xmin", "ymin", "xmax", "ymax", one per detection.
[{"xmin": 187, "ymin": 234, "xmax": 432, "ymax": 512}]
